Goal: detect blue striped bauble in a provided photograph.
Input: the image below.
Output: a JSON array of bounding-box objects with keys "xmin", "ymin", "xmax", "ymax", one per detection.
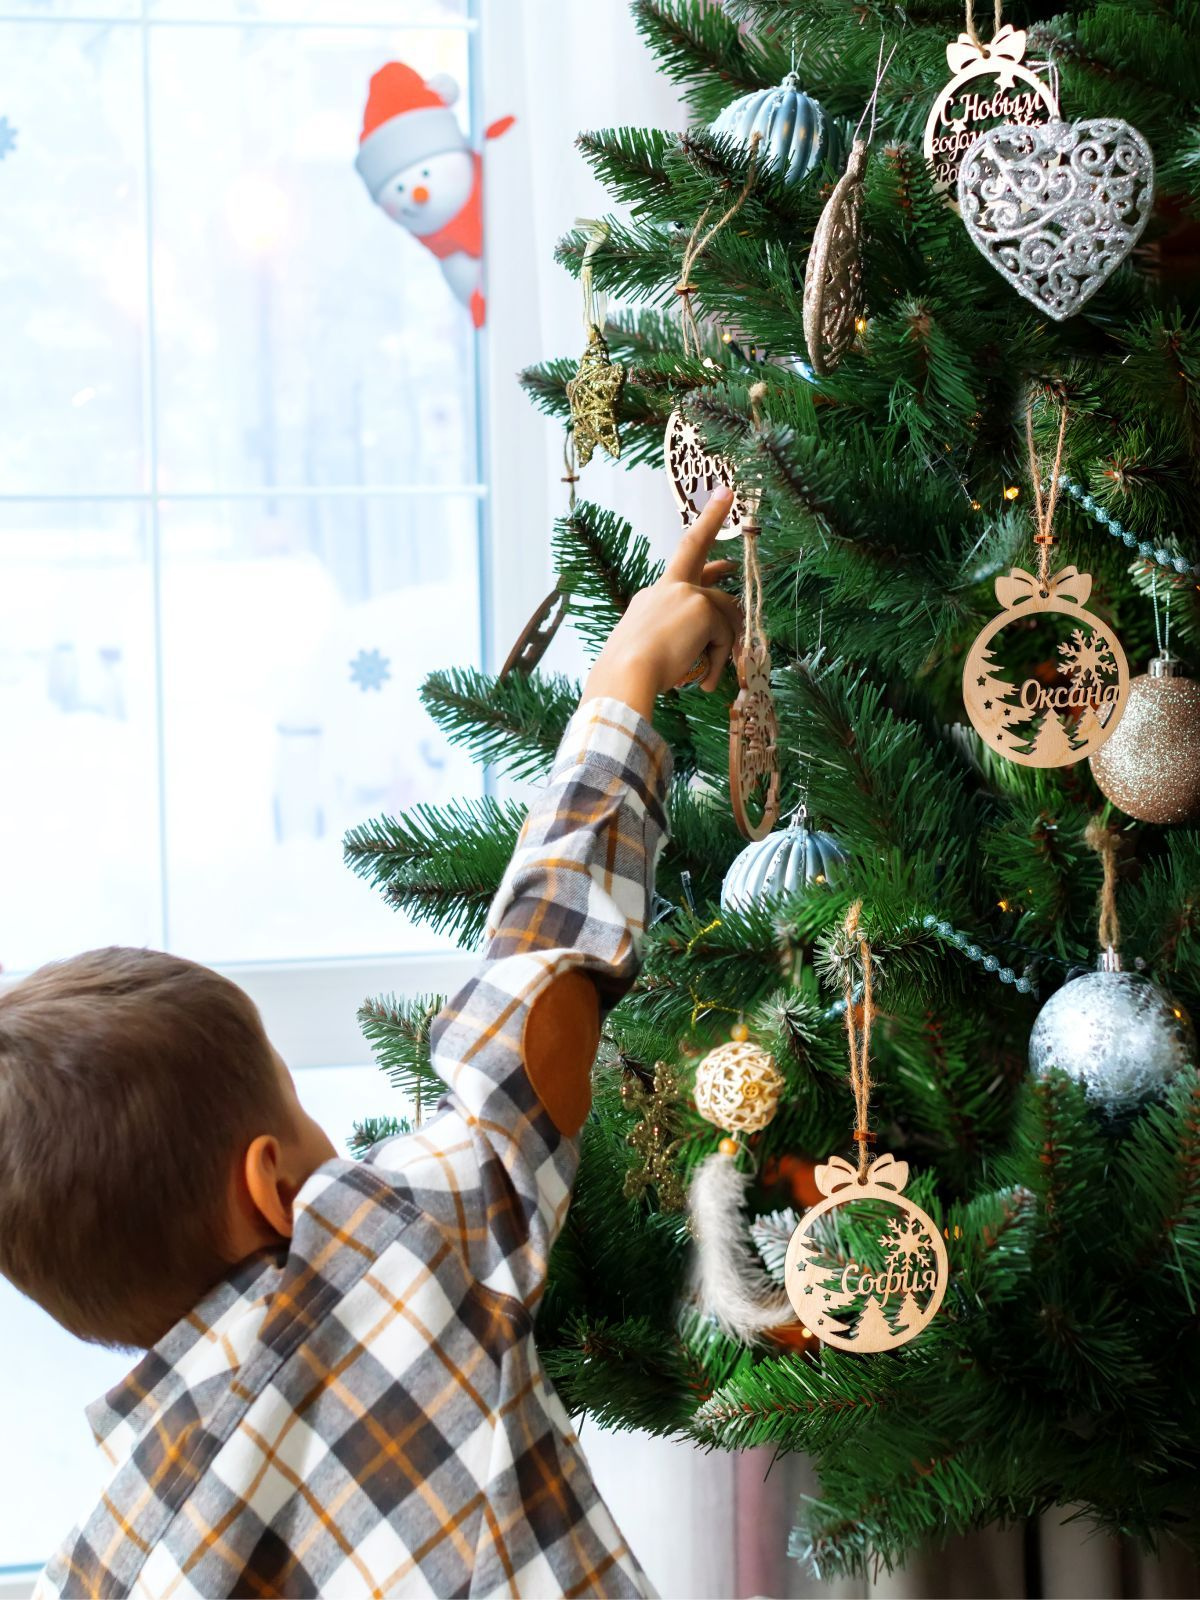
[
  {"xmin": 721, "ymin": 813, "xmax": 846, "ymax": 913},
  {"xmin": 710, "ymin": 72, "xmax": 842, "ymax": 188}
]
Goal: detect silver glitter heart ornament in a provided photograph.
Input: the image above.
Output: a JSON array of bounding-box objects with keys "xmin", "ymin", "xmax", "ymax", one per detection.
[{"xmin": 957, "ymin": 118, "xmax": 1155, "ymax": 320}]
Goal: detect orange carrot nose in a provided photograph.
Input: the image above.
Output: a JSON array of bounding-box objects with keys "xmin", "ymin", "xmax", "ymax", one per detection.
[{"xmin": 411, "ymin": 184, "xmax": 430, "ymax": 204}]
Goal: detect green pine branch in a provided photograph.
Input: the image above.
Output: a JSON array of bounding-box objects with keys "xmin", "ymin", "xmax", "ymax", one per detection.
[
  {"xmin": 343, "ymin": 795, "xmax": 524, "ymax": 945},
  {"xmin": 421, "ymin": 666, "xmax": 577, "ymax": 782}
]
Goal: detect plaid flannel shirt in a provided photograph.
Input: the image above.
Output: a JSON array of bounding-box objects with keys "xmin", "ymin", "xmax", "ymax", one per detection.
[{"xmin": 36, "ymin": 696, "xmax": 672, "ymax": 1600}]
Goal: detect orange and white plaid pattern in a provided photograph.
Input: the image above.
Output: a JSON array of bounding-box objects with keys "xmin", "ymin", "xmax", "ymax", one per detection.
[{"xmin": 36, "ymin": 696, "xmax": 671, "ymax": 1599}]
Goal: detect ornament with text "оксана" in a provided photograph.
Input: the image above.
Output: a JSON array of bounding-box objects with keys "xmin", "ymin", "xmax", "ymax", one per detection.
[{"xmin": 962, "ymin": 565, "xmax": 1129, "ymax": 768}]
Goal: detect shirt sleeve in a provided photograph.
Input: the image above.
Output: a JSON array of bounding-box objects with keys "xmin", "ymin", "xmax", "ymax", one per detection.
[{"xmin": 423, "ymin": 695, "xmax": 672, "ymax": 1307}]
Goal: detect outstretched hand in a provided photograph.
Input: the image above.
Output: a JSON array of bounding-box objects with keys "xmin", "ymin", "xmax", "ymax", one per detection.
[{"xmin": 580, "ymin": 487, "xmax": 744, "ymax": 720}]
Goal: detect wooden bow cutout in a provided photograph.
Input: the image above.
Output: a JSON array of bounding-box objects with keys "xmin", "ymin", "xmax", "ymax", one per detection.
[
  {"xmin": 994, "ymin": 564, "xmax": 1092, "ymax": 611},
  {"xmin": 814, "ymin": 1151, "xmax": 911, "ymax": 1197},
  {"xmin": 946, "ymin": 23, "xmax": 1028, "ymax": 78}
]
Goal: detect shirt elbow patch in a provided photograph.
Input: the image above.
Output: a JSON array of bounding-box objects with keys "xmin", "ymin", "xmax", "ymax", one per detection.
[{"xmin": 521, "ymin": 968, "xmax": 600, "ymax": 1137}]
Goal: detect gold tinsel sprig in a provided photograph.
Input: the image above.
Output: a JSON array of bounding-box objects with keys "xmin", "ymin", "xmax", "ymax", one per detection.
[{"xmin": 621, "ymin": 1059, "xmax": 686, "ymax": 1211}]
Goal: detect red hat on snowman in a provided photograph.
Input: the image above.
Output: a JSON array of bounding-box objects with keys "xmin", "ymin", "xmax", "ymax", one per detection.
[{"xmin": 354, "ymin": 63, "xmax": 466, "ymax": 200}]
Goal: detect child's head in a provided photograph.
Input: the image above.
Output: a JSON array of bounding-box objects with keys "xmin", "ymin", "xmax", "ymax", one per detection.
[{"xmin": 0, "ymin": 948, "xmax": 336, "ymax": 1350}]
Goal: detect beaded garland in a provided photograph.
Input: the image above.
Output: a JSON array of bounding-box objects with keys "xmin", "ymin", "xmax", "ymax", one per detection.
[{"xmin": 1058, "ymin": 476, "xmax": 1200, "ymax": 579}]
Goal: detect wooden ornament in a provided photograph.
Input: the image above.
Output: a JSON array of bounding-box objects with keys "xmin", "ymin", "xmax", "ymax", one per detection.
[
  {"xmin": 783, "ymin": 1152, "xmax": 948, "ymax": 1352},
  {"xmin": 694, "ymin": 1034, "xmax": 784, "ymax": 1135},
  {"xmin": 922, "ymin": 24, "xmax": 1058, "ymax": 201},
  {"xmin": 730, "ymin": 637, "xmax": 781, "ymax": 839},
  {"xmin": 664, "ymin": 409, "xmax": 750, "ymax": 541},
  {"xmin": 962, "ymin": 563, "xmax": 1129, "ymax": 766},
  {"xmin": 803, "ymin": 138, "xmax": 867, "ymax": 377},
  {"xmin": 499, "ymin": 588, "xmax": 568, "ymax": 679}
]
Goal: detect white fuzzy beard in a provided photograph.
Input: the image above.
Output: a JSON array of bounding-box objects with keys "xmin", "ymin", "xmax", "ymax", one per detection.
[{"xmin": 687, "ymin": 1151, "xmax": 792, "ymax": 1343}]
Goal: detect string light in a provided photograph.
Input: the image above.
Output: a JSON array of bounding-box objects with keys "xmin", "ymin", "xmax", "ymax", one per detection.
[
  {"xmin": 854, "ymin": 316, "xmax": 868, "ymax": 333},
  {"xmin": 1003, "ymin": 485, "xmax": 1020, "ymax": 501}
]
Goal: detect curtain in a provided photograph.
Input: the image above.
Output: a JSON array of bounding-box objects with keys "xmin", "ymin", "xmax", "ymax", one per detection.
[{"xmin": 479, "ymin": 5, "xmax": 1200, "ymax": 1596}]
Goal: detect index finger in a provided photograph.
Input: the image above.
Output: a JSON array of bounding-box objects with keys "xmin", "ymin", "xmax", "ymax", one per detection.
[{"xmin": 664, "ymin": 487, "xmax": 735, "ymax": 583}]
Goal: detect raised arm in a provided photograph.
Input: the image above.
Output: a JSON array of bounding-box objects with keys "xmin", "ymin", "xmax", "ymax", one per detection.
[{"xmin": 423, "ymin": 490, "xmax": 742, "ymax": 1305}]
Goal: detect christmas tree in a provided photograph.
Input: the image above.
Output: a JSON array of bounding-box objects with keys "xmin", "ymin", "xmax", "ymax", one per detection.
[{"xmin": 344, "ymin": 0, "xmax": 1200, "ymax": 1579}]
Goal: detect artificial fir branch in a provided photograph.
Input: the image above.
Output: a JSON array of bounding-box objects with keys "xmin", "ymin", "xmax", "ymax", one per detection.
[
  {"xmin": 343, "ymin": 796, "xmax": 524, "ymax": 945},
  {"xmin": 357, "ymin": 992, "xmax": 446, "ymax": 1104},
  {"xmin": 420, "ymin": 667, "xmax": 576, "ymax": 782}
]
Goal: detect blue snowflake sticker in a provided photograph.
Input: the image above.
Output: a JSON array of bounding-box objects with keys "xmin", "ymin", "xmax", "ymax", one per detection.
[
  {"xmin": 349, "ymin": 647, "xmax": 391, "ymax": 692},
  {"xmin": 0, "ymin": 119, "xmax": 17, "ymax": 161}
]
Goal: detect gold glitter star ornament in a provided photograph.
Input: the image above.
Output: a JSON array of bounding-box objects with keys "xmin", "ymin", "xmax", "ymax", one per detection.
[{"xmin": 566, "ymin": 322, "xmax": 625, "ymax": 468}]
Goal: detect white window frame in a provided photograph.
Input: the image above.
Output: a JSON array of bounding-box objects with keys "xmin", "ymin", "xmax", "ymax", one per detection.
[{"xmin": 0, "ymin": 0, "xmax": 556, "ymax": 1066}]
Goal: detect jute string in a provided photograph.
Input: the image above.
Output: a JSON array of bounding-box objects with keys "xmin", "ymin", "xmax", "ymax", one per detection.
[
  {"xmin": 1084, "ymin": 816, "xmax": 1121, "ymax": 955},
  {"xmin": 738, "ymin": 379, "xmax": 770, "ymax": 660},
  {"xmin": 965, "ymin": 0, "xmax": 1004, "ymax": 47},
  {"xmin": 675, "ymin": 132, "xmax": 761, "ymax": 360},
  {"xmin": 1026, "ymin": 397, "xmax": 1069, "ymax": 587},
  {"xmin": 842, "ymin": 901, "xmax": 876, "ymax": 1179}
]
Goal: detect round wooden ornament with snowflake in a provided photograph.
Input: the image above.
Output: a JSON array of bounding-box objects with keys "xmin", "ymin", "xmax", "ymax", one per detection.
[
  {"xmin": 962, "ymin": 564, "xmax": 1129, "ymax": 766},
  {"xmin": 783, "ymin": 1153, "xmax": 948, "ymax": 1352}
]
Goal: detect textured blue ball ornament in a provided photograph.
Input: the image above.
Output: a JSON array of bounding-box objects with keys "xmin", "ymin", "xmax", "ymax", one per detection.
[
  {"xmin": 721, "ymin": 812, "xmax": 846, "ymax": 913},
  {"xmin": 710, "ymin": 72, "xmax": 841, "ymax": 188}
]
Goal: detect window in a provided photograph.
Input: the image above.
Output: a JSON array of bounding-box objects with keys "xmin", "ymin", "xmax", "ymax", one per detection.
[
  {"xmin": 0, "ymin": 0, "xmax": 485, "ymax": 980},
  {"xmin": 0, "ymin": 0, "xmax": 502, "ymax": 1576}
]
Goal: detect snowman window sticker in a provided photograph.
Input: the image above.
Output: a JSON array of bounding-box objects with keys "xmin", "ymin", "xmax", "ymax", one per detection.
[{"xmin": 355, "ymin": 62, "xmax": 514, "ymax": 328}]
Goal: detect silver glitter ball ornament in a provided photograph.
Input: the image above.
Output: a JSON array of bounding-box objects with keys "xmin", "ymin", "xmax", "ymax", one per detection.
[
  {"xmin": 1089, "ymin": 652, "xmax": 1200, "ymax": 825},
  {"xmin": 721, "ymin": 810, "xmax": 846, "ymax": 913},
  {"xmin": 957, "ymin": 118, "xmax": 1155, "ymax": 321},
  {"xmin": 710, "ymin": 73, "xmax": 842, "ymax": 189},
  {"xmin": 1029, "ymin": 950, "xmax": 1195, "ymax": 1113}
]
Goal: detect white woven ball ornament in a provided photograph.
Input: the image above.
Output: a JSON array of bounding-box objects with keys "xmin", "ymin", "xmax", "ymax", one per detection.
[{"xmin": 694, "ymin": 1029, "xmax": 784, "ymax": 1135}]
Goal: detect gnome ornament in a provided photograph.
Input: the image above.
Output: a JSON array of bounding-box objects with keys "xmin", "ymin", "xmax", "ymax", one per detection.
[{"xmin": 355, "ymin": 62, "xmax": 514, "ymax": 327}]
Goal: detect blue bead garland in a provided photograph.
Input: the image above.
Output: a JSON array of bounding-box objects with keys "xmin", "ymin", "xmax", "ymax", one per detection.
[
  {"xmin": 1058, "ymin": 476, "xmax": 1200, "ymax": 579},
  {"xmin": 921, "ymin": 915, "xmax": 1038, "ymax": 995}
]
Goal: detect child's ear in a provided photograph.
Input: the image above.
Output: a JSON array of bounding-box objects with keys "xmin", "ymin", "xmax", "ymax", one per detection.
[{"xmin": 243, "ymin": 1135, "xmax": 295, "ymax": 1239}]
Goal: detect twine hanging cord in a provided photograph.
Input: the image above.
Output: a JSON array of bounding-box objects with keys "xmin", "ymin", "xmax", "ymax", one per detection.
[
  {"xmin": 675, "ymin": 131, "xmax": 762, "ymax": 360},
  {"xmin": 838, "ymin": 900, "xmax": 877, "ymax": 1180},
  {"xmin": 1084, "ymin": 816, "xmax": 1121, "ymax": 955},
  {"xmin": 965, "ymin": 0, "xmax": 1004, "ymax": 47},
  {"xmin": 1026, "ymin": 397, "xmax": 1069, "ymax": 589}
]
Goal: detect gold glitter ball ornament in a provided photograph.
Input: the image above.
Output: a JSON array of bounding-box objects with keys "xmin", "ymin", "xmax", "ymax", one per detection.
[
  {"xmin": 565, "ymin": 322, "xmax": 625, "ymax": 468},
  {"xmin": 1089, "ymin": 652, "xmax": 1200, "ymax": 824},
  {"xmin": 694, "ymin": 1035, "xmax": 784, "ymax": 1134}
]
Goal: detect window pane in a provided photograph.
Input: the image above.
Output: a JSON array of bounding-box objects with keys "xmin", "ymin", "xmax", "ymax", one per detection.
[
  {"xmin": 149, "ymin": 24, "xmax": 477, "ymax": 492},
  {"xmin": 158, "ymin": 493, "xmax": 483, "ymax": 964},
  {"xmin": 0, "ymin": 504, "xmax": 161, "ymax": 973},
  {"xmin": 0, "ymin": 23, "xmax": 146, "ymax": 494}
]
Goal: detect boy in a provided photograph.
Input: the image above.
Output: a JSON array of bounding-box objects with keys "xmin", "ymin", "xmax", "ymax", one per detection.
[{"xmin": 4, "ymin": 491, "xmax": 740, "ymax": 1599}]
